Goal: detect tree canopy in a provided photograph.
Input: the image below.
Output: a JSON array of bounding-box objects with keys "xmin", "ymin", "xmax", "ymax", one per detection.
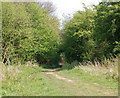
[
  {"xmin": 2, "ymin": 1, "xmax": 120, "ymax": 66},
  {"xmin": 62, "ymin": 1, "xmax": 120, "ymax": 63},
  {"xmin": 2, "ymin": 2, "xmax": 60, "ymax": 66}
]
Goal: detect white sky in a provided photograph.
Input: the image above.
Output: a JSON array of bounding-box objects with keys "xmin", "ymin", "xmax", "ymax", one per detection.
[{"xmin": 40, "ymin": 0, "xmax": 102, "ymax": 22}]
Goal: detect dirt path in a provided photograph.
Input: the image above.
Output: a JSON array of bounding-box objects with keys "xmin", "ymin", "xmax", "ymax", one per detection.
[
  {"xmin": 45, "ymin": 69, "xmax": 73, "ymax": 83},
  {"xmin": 43, "ymin": 68, "xmax": 118, "ymax": 96}
]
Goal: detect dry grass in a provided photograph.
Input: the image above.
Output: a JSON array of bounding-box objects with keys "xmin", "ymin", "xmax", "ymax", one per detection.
[
  {"xmin": 1, "ymin": 62, "xmax": 21, "ymax": 81},
  {"xmin": 77, "ymin": 57, "xmax": 118, "ymax": 80},
  {"xmin": 62, "ymin": 57, "xmax": 118, "ymax": 80}
]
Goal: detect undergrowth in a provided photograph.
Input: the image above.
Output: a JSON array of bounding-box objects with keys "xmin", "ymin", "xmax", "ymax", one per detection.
[
  {"xmin": 62, "ymin": 57, "xmax": 118, "ymax": 81},
  {"xmin": 1, "ymin": 61, "xmax": 118, "ymax": 96}
]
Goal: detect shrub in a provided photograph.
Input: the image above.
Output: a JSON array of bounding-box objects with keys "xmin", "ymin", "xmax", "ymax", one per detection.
[{"xmin": 62, "ymin": 60, "xmax": 79, "ymax": 70}]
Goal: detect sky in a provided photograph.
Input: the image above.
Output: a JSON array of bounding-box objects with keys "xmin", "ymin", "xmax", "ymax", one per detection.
[{"xmin": 40, "ymin": 0, "xmax": 102, "ymax": 22}]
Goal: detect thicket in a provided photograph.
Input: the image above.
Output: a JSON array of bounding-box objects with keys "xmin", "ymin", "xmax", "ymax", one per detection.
[
  {"xmin": 62, "ymin": 1, "xmax": 120, "ymax": 63},
  {"xmin": 2, "ymin": 2, "xmax": 61, "ymax": 66},
  {"xmin": 2, "ymin": 1, "xmax": 120, "ymax": 67}
]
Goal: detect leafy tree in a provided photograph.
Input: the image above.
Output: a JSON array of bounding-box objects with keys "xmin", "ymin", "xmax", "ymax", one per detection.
[
  {"xmin": 62, "ymin": 1, "xmax": 120, "ymax": 63},
  {"xmin": 26, "ymin": 3, "xmax": 60, "ymax": 64},
  {"xmin": 2, "ymin": 2, "xmax": 60, "ymax": 65},
  {"xmin": 94, "ymin": 1, "xmax": 120, "ymax": 59},
  {"xmin": 62, "ymin": 7, "xmax": 96, "ymax": 63},
  {"xmin": 2, "ymin": 3, "xmax": 30, "ymax": 65}
]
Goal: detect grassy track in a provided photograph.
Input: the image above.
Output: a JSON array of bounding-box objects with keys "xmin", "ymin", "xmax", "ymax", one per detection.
[{"xmin": 2, "ymin": 65, "xmax": 118, "ymax": 96}]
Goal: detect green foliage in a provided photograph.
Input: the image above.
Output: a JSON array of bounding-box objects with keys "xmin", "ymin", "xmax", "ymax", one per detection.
[
  {"xmin": 62, "ymin": 2, "xmax": 120, "ymax": 63},
  {"xmin": 93, "ymin": 1, "xmax": 120, "ymax": 58},
  {"xmin": 62, "ymin": 60, "xmax": 79, "ymax": 70},
  {"xmin": 25, "ymin": 3, "xmax": 60, "ymax": 64},
  {"xmin": 62, "ymin": 7, "xmax": 96, "ymax": 62},
  {"xmin": 113, "ymin": 41, "xmax": 120, "ymax": 54},
  {"xmin": 2, "ymin": 1, "xmax": 119, "ymax": 67},
  {"xmin": 2, "ymin": 3, "xmax": 30, "ymax": 65},
  {"xmin": 2, "ymin": 2, "xmax": 60, "ymax": 65}
]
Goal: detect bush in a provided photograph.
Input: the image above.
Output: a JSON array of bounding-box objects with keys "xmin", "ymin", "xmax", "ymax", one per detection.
[{"xmin": 62, "ymin": 60, "xmax": 79, "ymax": 70}]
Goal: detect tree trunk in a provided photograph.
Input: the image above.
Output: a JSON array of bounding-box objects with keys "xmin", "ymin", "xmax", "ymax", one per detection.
[
  {"xmin": 118, "ymin": 54, "xmax": 120, "ymax": 67},
  {"xmin": 6, "ymin": 54, "xmax": 10, "ymax": 66},
  {"xmin": 7, "ymin": 57, "xmax": 10, "ymax": 66}
]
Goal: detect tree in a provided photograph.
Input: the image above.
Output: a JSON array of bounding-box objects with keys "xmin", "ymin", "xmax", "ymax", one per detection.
[
  {"xmin": 2, "ymin": 2, "xmax": 61, "ymax": 65},
  {"xmin": 26, "ymin": 3, "xmax": 60, "ymax": 64},
  {"xmin": 37, "ymin": 1, "xmax": 56, "ymax": 16},
  {"xmin": 62, "ymin": 7, "xmax": 96, "ymax": 63},
  {"xmin": 2, "ymin": 2, "xmax": 30, "ymax": 65},
  {"xmin": 94, "ymin": 1, "xmax": 120, "ymax": 59}
]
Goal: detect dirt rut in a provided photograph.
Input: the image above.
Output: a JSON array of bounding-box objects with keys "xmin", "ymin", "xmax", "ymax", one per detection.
[{"xmin": 45, "ymin": 69, "xmax": 73, "ymax": 83}]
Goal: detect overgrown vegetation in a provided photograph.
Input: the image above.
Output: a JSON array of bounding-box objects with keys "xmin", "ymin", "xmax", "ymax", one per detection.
[
  {"xmin": 1, "ymin": 63, "xmax": 118, "ymax": 96},
  {"xmin": 2, "ymin": 2, "xmax": 61, "ymax": 66},
  {"xmin": 62, "ymin": 57, "xmax": 118, "ymax": 80},
  {"xmin": 2, "ymin": 1, "xmax": 119, "ymax": 66},
  {"xmin": 1, "ymin": 1, "xmax": 119, "ymax": 96},
  {"xmin": 62, "ymin": 1, "xmax": 120, "ymax": 63}
]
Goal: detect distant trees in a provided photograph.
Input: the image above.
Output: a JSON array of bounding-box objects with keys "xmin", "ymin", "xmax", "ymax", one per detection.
[
  {"xmin": 2, "ymin": 2, "xmax": 60, "ymax": 65},
  {"xmin": 38, "ymin": 1, "xmax": 56, "ymax": 15},
  {"xmin": 62, "ymin": 1, "xmax": 120, "ymax": 63}
]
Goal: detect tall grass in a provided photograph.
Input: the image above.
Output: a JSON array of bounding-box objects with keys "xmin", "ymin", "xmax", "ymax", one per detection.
[
  {"xmin": 62, "ymin": 57, "xmax": 118, "ymax": 81},
  {"xmin": 1, "ymin": 62, "xmax": 21, "ymax": 81}
]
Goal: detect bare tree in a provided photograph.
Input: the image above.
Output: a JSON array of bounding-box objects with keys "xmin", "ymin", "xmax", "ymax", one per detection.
[{"xmin": 37, "ymin": 1, "xmax": 56, "ymax": 15}]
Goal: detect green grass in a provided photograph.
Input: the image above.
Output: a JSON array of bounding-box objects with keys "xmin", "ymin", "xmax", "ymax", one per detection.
[
  {"xmin": 1, "ymin": 64, "xmax": 118, "ymax": 96},
  {"xmin": 58, "ymin": 69, "xmax": 118, "ymax": 96},
  {"xmin": 2, "ymin": 65, "xmax": 65, "ymax": 96},
  {"xmin": 56, "ymin": 68, "xmax": 118, "ymax": 92}
]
